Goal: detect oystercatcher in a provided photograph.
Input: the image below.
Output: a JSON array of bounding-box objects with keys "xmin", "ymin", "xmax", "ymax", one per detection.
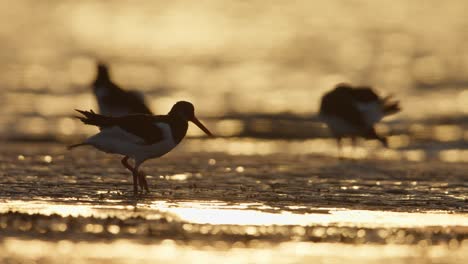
[
  {"xmin": 319, "ymin": 83, "xmax": 400, "ymax": 154},
  {"xmin": 69, "ymin": 101, "xmax": 213, "ymax": 196},
  {"xmin": 93, "ymin": 62, "xmax": 153, "ymax": 116}
]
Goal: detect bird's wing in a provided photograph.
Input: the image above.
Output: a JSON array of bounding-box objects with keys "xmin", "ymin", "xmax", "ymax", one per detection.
[
  {"xmin": 351, "ymin": 87, "xmax": 380, "ymax": 102},
  {"xmin": 75, "ymin": 110, "xmax": 166, "ymax": 144},
  {"xmin": 320, "ymin": 92, "xmax": 368, "ymax": 128},
  {"xmin": 94, "ymin": 84, "xmax": 153, "ymax": 115},
  {"xmin": 126, "ymin": 90, "xmax": 153, "ymax": 115},
  {"xmin": 113, "ymin": 115, "xmax": 167, "ymax": 144}
]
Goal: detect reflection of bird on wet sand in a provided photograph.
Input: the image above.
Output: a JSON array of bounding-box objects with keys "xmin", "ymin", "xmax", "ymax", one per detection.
[
  {"xmin": 68, "ymin": 101, "xmax": 214, "ymax": 196},
  {"xmin": 319, "ymin": 83, "xmax": 401, "ymax": 156},
  {"xmin": 93, "ymin": 62, "xmax": 153, "ymax": 116}
]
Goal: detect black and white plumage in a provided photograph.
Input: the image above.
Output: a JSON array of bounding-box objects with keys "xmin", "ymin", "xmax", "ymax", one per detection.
[
  {"xmin": 93, "ymin": 63, "xmax": 153, "ymax": 116},
  {"xmin": 69, "ymin": 101, "xmax": 213, "ymax": 196},
  {"xmin": 319, "ymin": 83, "xmax": 401, "ymax": 151}
]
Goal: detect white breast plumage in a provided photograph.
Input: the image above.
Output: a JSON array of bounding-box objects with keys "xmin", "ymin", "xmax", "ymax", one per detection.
[{"xmin": 84, "ymin": 122, "xmax": 177, "ymax": 163}]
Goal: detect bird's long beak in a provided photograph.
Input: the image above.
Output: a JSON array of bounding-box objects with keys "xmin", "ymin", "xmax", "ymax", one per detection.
[{"xmin": 191, "ymin": 116, "xmax": 214, "ymax": 137}]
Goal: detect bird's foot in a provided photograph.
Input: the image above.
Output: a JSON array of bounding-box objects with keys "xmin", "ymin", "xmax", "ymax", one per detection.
[
  {"xmin": 137, "ymin": 170, "xmax": 150, "ymax": 193},
  {"xmin": 138, "ymin": 190, "xmax": 150, "ymax": 196}
]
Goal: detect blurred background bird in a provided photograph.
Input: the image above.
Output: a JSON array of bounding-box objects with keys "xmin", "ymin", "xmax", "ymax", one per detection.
[
  {"xmin": 92, "ymin": 62, "xmax": 153, "ymax": 116},
  {"xmin": 319, "ymin": 83, "xmax": 401, "ymax": 156}
]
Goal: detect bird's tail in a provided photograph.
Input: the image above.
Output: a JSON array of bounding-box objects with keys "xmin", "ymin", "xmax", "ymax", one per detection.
[
  {"xmin": 381, "ymin": 95, "xmax": 401, "ymax": 116},
  {"xmin": 67, "ymin": 143, "xmax": 89, "ymax": 150},
  {"xmin": 74, "ymin": 109, "xmax": 115, "ymax": 127}
]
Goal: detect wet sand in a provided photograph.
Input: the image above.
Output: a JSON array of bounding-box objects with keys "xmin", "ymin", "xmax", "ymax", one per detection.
[{"xmin": 0, "ymin": 141, "xmax": 467, "ymax": 263}]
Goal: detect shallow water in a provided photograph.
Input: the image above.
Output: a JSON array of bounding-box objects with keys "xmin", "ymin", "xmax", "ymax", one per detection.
[
  {"xmin": 1, "ymin": 1, "xmax": 468, "ymax": 262},
  {"xmin": 2, "ymin": 238, "xmax": 467, "ymax": 264},
  {"xmin": 1, "ymin": 142, "xmax": 467, "ymax": 263}
]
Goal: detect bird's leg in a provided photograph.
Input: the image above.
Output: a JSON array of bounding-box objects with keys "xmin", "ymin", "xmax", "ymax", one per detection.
[
  {"xmin": 132, "ymin": 169, "xmax": 138, "ymax": 196},
  {"xmin": 122, "ymin": 156, "xmax": 139, "ymax": 196},
  {"xmin": 136, "ymin": 170, "xmax": 145, "ymax": 192},
  {"xmin": 121, "ymin": 157, "xmax": 149, "ymax": 194},
  {"xmin": 138, "ymin": 171, "xmax": 149, "ymax": 193},
  {"xmin": 336, "ymin": 137, "xmax": 343, "ymax": 160},
  {"xmin": 351, "ymin": 137, "xmax": 357, "ymax": 159},
  {"xmin": 121, "ymin": 156, "xmax": 133, "ymax": 172},
  {"xmin": 133, "ymin": 163, "xmax": 150, "ymax": 194}
]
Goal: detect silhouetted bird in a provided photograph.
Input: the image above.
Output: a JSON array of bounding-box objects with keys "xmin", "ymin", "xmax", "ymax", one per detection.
[
  {"xmin": 69, "ymin": 101, "xmax": 213, "ymax": 196},
  {"xmin": 319, "ymin": 83, "xmax": 400, "ymax": 153},
  {"xmin": 93, "ymin": 63, "xmax": 153, "ymax": 116}
]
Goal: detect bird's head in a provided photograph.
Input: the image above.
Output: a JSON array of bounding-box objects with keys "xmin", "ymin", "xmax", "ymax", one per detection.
[
  {"xmin": 96, "ymin": 62, "xmax": 110, "ymax": 81},
  {"xmin": 169, "ymin": 101, "xmax": 214, "ymax": 137},
  {"xmin": 334, "ymin": 83, "xmax": 353, "ymax": 92}
]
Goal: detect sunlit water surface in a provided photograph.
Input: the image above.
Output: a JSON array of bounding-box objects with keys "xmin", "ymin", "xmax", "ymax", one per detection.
[
  {"xmin": 2, "ymin": 200, "xmax": 467, "ymax": 227},
  {"xmin": 2, "ymin": 238, "xmax": 467, "ymax": 264},
  {"xmin": 1, "ymin": 200, "xmax": 467, "ymax": 263},
  {"xmin": 0, "ymin": 142, "xmax": 467, "ymax": 263},
  {"xmin": 1, "ymin": 1, "xmax": 468, "ymax": 262}
]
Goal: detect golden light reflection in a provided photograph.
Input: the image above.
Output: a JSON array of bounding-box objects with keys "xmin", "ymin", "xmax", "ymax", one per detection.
[
  {"xmin": 433, "ymin": 125, "xmax": 462, "ymax": 142},
  {"xmin": 23, "ymin": 64, "xmax": 49, "ymax": 90},
  {"xmin": 0, "ymin": 201, "xmax": 132, "ymax": 219},
  {"xmin": 17, "ymin": 117, "xmax": 47, "ymax": 135},
  {"xmin": 409, "ymin": 124, "xmax": 426, "ymax": 136},
  {"xmin": 404, "ymin": 150, "xmax": 425, "ymax": 162},
  {"xmin": 58, "ymin": 118, "xmax": 77, "ymax": 135},
  {"xmin": 36, "ymin": 95, "xmax": 94, "ymax": 116},
  {"xmin": 68, "ymin": 57, "xmax": 95, "ymax": 86},
  {"xmin": 460, "ymin": 150, "xmax": 468, "ymax": 162},
  {"xmin": 150, "ymin": 201, "xmax": 468, "ymax": 228},
  {"xmin": 457, "ymin": 89, "xmax": 468, "ymax": 113},
  {"xmin": 43, "ymin": 155, "xmax": 52, "ymax": 163},
  {"xmin": 215, "ymin": 120, "xmax": 244, "ymax": 137},
  {"xmin": 2, "ymin": 238, "xmax": 467, "ymax": 263},
  {"xmin": 0, "ymin": 199, "xmax": 467, "ymax": 263},
  {"xmin": 412, "ymin": 56, "xmax": 445, "ymax": 85},
  {"xmin": 235, "ymin": 166, "xmax": 245, "ymax": 173},
  {"xmin": 112, "ymin": 63, "xmax": 163, "ymax": 90},
  {"xmin": 0, "ymin": 0, "xmax": 467, "ymax": 123},
  {"xmin": 439, "ymin": 150, "xmax": 461, "ymax": 163},
  {"xmin": 1, "ymin": 1, "xmax": 468, "ymax": 262},
  {"xmin": 84, "ymin": 223, "xmax": 104, "ymax": 234},
  {"xmin": 184, "ymin": 138, "xmax": 468, "ymax": 162},
  {"xmin": 387, "ymin": 135, "xmax": 410, "ymax": 148},
  {"xmin": 165, "ymin": 173, "xmax": 190, "ymax": 181}
]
